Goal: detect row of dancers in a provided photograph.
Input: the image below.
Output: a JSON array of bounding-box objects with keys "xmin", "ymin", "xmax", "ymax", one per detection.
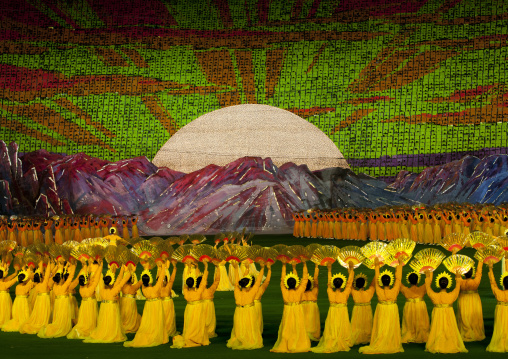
[
  {"xmin": 292, "ymin": 204, "xmax": 508, "ymax": 243},
  {"xmin": 0, "ymin": 215, "xmax": 139, "ymax": 247},
  {"xmin": 1, "ymin": 255, "xmax": 508, "ymax": 353}
]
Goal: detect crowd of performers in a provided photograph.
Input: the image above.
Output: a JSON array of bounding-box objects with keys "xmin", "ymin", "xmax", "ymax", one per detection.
[
  {"xmin": 292, "ymin": 204, "xmax": 508, "ymax": 242},
  {"xmin": 0, "ymin": 215, "xmax": 139, "ymax": 247},
  {"xmin": 0, "ymin": 230, "xmax": 508, "ymax": 354}
]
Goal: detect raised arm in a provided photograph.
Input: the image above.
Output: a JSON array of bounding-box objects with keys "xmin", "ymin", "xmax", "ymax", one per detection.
[
  {"xmin": 62, "ymin": 265, "xmax": 76, "ymax": 290},
  {"xmin": 473, "ymin": 260, "xmax": 483, "ymax": 287},
  {"xmin": 153, "ymin": 264, "xmax": 166, "ymax": 292},
  {"xmin": 313, "ymin": 264, "xmax": 319, "ymax": 288},
  {"xmin": 374, "ymin": 259, "xmax": 381, "ymax": 290},
  {"xmin": 393, "ymin": 261, "xmax": 403, "ymax": 293},
  {"xmin": 296, "ymin": 262, "xmax": 309, "ymax": 295},
  {"xmin": 168, "ymin": 260, "xmax": 178, "ymax": 290},
  {"xmin": 280, "ymin": 261, "xmax": 287, "ymax": 291},
  {"xmin": 252, "ymin": 265, "xmax": 265, "ymax": 292},
  {"xmin": 5, "ymin": 268, "xmax": 19, "ymax": 282},
  {"xmin": 113, "ymin": 270, "xmax": 132, "ymax": 294},
  {"xmin": 197, "ymin": 262, "xmax": 209, "ymax": 294},
  {"xmin": 343, "ymin": 264, "xmax": 355, "ymax": 297},
  {"xmin": 208, "ymin": 263, "xmax": 221, "ymax": 293},
  {"xmin": 91, "ymin": 263, "xmax": 104, "ymax": 288},
  {"xmin": 260, "ymin": 262, "xmax": 272, "ymax": 291},
  {"xmin": 488, "ymin": 265, "xmax": 501, "ymax": 298},
  {"xmin": 4, "ymin": 276, "xmax": 18, "ymax": 289},
  {"xmin": 232, "ymin": 261, "xmax": 240, "ymax": 289},
  {"xmin": 327, "ymin": 263, "xmax": 332, "ymax": 289},
  {"xmin": 42, "ymin": 262, "xmax": 53, "ymax": 286}
]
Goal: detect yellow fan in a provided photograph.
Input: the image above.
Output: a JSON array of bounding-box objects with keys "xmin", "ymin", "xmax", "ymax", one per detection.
[
  {"xmin": 214, "ymin": 233, "xmax": 225, "ymax": 245},
  {"xmin": 89, "ymin": 244, "xmax": 106, "ymax": 262},
  {"xmin": 171, "ymin": 244, "xmax": 195, "ymax": 263},
  {"xmin": 217, "ymin": 244, "xmax": 248, "ymax": 263},
  {"xmin": 497, "ymin": 236, "xmax": 508, "ymax": 251},
  {"xmin": 80, "ymin": 238, "xmax": 109, "ymax": 248},
  {"xmin": 0, "ymin": 240, "xmax": 17, "ymax": 254},
  {"xmin": 466, "ymin": 232, "xmax": 496, "ymax": 250},
  {"xmin": 23, "ymin": 253, "xmax": 39, "ymax": 268},
  {"xmin": 131, "ymin": 240, "xmax": 160, "ymax": 260},
  {"xmin": 311, "ymin": 245, "xmax": 340, "ymax": 266},
  {"xmin": 249, "ymin": 246, "xmax": 278, "ymax": 264},
  {"xmin": 191, "ymin": 244, "xmax": 217, "ymax": 262},
  {"xmin": 443, "ymin": 254, "xmax": 475, "ymax": 275},
  {"xmin": 305, "ymin": 243, "xmax": 322, "ymax": 257},
  {"xmin": 156, "ymin": 240, "xmax": 174, "ymax": 260},
  {"xmin": 166, "ymin": 236, "xmax": 180, "ymax": 245},
  {"xmin": 474, "ymin": 245, "xmax": 504, "ymax": 265},
  {"xmin": 386, "ymin": 238, "xmax": 415, "ymax": 259},
  {"xmin": 362, "ymin": 257, "xmax": 383, "ymax": 270},
  {"xmin": 123, "ymin": 250, "xmax": 139, "ymax": 271},
  {"xmin": 287, "ymin": 245, "xmax": 311, "ymax": 262},
  {"xmin": 11, "ymin": 247, "xmax": 26, "ymax": 258},
  {"xmin": 12, "ymin": 257, "xmax": 23, "ymax": 271},
  {"xmin": 410, "ymin": 248, "xmax": 446, "ymax": 273},
  {"xmin": 272, "ymin": 244, "xmax": 288, "ymax": 254},
  {"xmin": 177, "ymin": 234, "xmax": 189, "ymax": 246},
  {"xmin": 441, "ymin": 233, "xmax": 468, "ymax": 254},
  {"xmin": 149, "ymin": 237, "xmax": 164, "ymax": 245},
  {"xmin": 62, "ymin": 240, "xmax": 79, "ymax": 249},
  {"xmin": 189, "ymin": 234, "xmax": 207, "ymax": 245},
  {"xmin": 70, "ymin": 245, "xmax": 90, "ymax": 262},
  {"xmin": 33, "ymin": 242, "xmax": 50, "ymax": 257},
  {"xmin": 338, "ymin": 246, "xmax": 365, "ymax": 269},
  {"xmin": 361, "ymin": 242, "xmax": 389, "ymax": 262},
  {"xmin": 105, "ymin": 245, "xmax": 129, "ymax": 268}
]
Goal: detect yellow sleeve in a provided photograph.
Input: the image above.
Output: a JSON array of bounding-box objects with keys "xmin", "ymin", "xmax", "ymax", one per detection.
[{"xmin": 473, "ymin": 261, "xmax": 483, "ymax": 288}]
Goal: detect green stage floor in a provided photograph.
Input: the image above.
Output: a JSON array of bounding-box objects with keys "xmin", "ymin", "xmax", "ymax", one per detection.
[{"xmin": 0, "ymin": 235, "xmax": 503, "ymax": 358}]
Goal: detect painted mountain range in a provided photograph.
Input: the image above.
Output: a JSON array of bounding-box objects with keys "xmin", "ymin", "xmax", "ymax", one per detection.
[{"xmin": 1, "ymin": 140, "xmax": 507, "ymax": 235}]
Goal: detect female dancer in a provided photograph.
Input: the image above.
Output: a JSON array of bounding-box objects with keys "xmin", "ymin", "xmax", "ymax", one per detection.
[
  {"xmin": 486, "ymin": 263, "xmax": 508, "ymax": 352},
  {"xmin": 254, "ymin": 260, "xmax": 272, "ymax": 333},
  {"xmin": 2, "ymin": 269, "xmax": 33, "ymax": 332},
  {"xmin": 83, "ymin": 266, "xmax": 132, "ymax": 343},
  {"xmin": 216, "ymin": 259, "xmax": 234, "ymax": 291},
  {"xmin": 200, "ymin": 262, "xmax": 220, "ymax": 338},
  {"xmin": 270, "ymin": 259, "xmax": 310, "ymax": 353},
  {"xmin": 19, "ymin": 261, "xmax": 54, "ymax": 334},
  {"xmin": 227, "ymin": 261, "xmax": 265, "ymax": 350},
  {"xmin": 124, "ymin": 263, "xmax": 168, "ymax": 347},
  {"xmin": 0, "ymin": 267, "xmax": 22, "ymax": 326},
  {"xmin": 120, "ymin": 270, "xmax": 142, "ymax": 333},
  {"xmin": 160, "ymin": 260, "xmax": 178, "ymax": 337},
  {"xmin": 301, "ymin": 263, "xmax": 320, "ymax": 341},
  {"xmin": 171, "ymin": 261, "xmax": 210, "ymax": 348},
  {"xmin": 38, "ymin": 263, "xmax": 76, "ymax": 338},
  {"xmin": 67, "ymin": 262, "xmax": 103, "ymax": 339},
  {"xmin": 311, "ymin": 261, "xmax": 354, "ymax": 353},
  {"xmin": 425, "ymin": 270, "xmax": 467, "ymax": 353},
  {"xmin": 400, "ymin": 271, "xmax": 429, "ymax": 343},
  {"xmin": 350, "ymin": 273, "xmax": 376, "ymax": 345},
  {"xmin": 359, "ymin": 257, "xmax": 404, "ymax": 354}
]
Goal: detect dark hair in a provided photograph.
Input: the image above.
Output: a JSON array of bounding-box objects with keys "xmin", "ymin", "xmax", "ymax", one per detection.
[
  {"xmin": 18, "ymin": 273, "xmax": 26, "ymax": 283},
  {"xmin": 185, "ymin": 277, "xmax": 195, "ymax": 288},
  {"xmin": 63, "ymin": 272, "xmax": 69, "ymax": 281},
  {"xmin": 103, "ymin": 275, "xmax": 112, "ymax": 286},
  {"xmin": 381, "ymin": 275, "xmax": 391, "ymax": 286},
  {"xmin": 239, "ymin": 277, "xmax": 250, "ymax": 288},
  {"xmin": 0, "ymin": 269, "xmax": 3, "ymax": 279},
  {"xmin": 332, "ymin": 277, "xmax": 343, "ymax": 289},
  {"xmin": 196, "ymin": 276, "xmax": 203, "ymax": 288},
  {"xmin": 34, "ymin": 273, "xmax": 41, "ymax": 283},
  {"xmin": 355, "ymin": 277, "xmax": 366, "ymax": 289},
  {"xmin": 464, "ymin": 268, "xmax": 473, "ymax": 279},
  {"xmin": 408, "ymin": 273, "xmax": 419, "ymax": 285},
  {"xmin": 53, "ymin": 273, "xmax": 61, "ymax": 284},
  {"xmin": 141, "ymin": 274, "xmax": 150, "ymax": 287},
  {"xmin": 78, "ymin": 275, "xmax": 86, "ymax": 286},
  {"xmin": 305, "ymin": 279, "xmax": 312, "ymax": 291},
  {"xmin": 93, "ymin": 260, "xmax": 98, "ymax": 265},
  {"xmin": 438, "ymin": 277, "xmax": 449, "ymax": 289},
  {"xmin": 286, "ymin": 277, "xmax": 297, "ymax": 289},
  {"xmin": 503, "ymin": 276, "xmax": 508, "ymax": 290}
]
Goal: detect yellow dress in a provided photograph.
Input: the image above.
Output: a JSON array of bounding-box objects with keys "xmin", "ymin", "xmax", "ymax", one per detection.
[
  {"xmin": 254, "ymin": 267, "xmax": 271, "ymax": 334},
  {"xmin": 311, "ymin": 269, "xmax": 354, "ymax": 353},
  {"xmin": 351, "ymin": 280, "xmax": 376, "ymax": 345},
  {"xmin": 124, "ymin": 271, "xmax": 168, "ymax": 348},
  {"xmin": 38, "ymin": 266, "xmax": 76, "ymax": 338},
  {"xmin": 227, "ymin": 267, "xmax": 265, "ymax": 350},
  {"xmin": 425, "ymin": 273, "xmax": 467, "ymax": 353},
  {"xmin": 19, "ymin": 265, "xmax": 53, "ymax": 334},
  {"xmin": 486, "ymin": 268, "xmax": 508, "ymax": 352},
  {"xmin": 84, "ymin": 269, "xmax": 132, "ymax": 343},
  {"xmin": 359, "ymin": 264, "xmax": 404, "ymax": 354},
  {"xmin": 67, "ymin": 269, "xmax": 102, "ymax": 339},
  {"xmin": 202, "ymin": 273, "xmax": 220, "ymax": 339},
  {"xmin": 456, "ymin": 261, "xmax": 485, "ymax": 342},
  {"xmin": 400, "ymin": 284, "xmax": 429, "ymax": 343},
  {"xmin": 216, "ymin": 262, "xmax": 234, "ymax": 291},
  {"xmin": 120, "ymin": 293, "xmax": 141, "ymax": 333},
  {"xmin": 160, "ymin": 266, "xmax": 179, "ymax": 337},
  {"xmin": 0, "ymin": 278, "xmax": 17, "ymax": 326},
  {"xmin": 301, "ymin": 268, "xmax": 320, "ymax": 341},
  {"xmin": 172, "ymin": 267, "xmax": 210, "ymax": 348},
  {"xmin": 2, "ymin": 279, "xmax": 32, "ymax": 332},
  {"xmin": 271, "ymin": 265, "xmax": 310, "ymax": 353}
]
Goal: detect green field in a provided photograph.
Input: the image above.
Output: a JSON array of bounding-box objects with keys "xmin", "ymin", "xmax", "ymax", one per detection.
[{"xmin": 0, "ymin": 235, "xmax": 502, "ymax": 358}]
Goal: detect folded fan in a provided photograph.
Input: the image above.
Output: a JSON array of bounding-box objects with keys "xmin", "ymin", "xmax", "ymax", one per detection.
[
  {"xmin": 386, "ymin": 238, "xmax": 415, "ymax": 259},
  {"xmin": 474, "ymin": 245, "xmax": 504, "ymax": 265},
  {"xmin": 191, "ymin": 244, "xmax": 217, "ymax": 262},
  {"xmin": 410, "ymin": 248, "xmax": 446, "ymax": 273},
  {"xmin": 361, "ymin": 242, "xmax": 389, "ymax": 262},
  {"xmin": 311, "ymin": 245, "xmax": 340, "ymax": 266},
  {"xmin": 443, "ymin": 254, "xmax": 475, "ymax": 275},
  {"xmin": 441, "ymin": 233, "xmax": 468, "ymax": 254},
  {"xmin": 466, "ymin": 232, "xmax": 496, "ymax": 250},
  {"xmin": 338, "ymin": 246, "xmax": 365, "ymax": 269}
]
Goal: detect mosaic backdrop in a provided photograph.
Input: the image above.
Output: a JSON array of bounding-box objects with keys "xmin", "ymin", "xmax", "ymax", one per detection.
[{"xmin": 1, "ymin": 0, "xmax": 508, "ymax": 180}]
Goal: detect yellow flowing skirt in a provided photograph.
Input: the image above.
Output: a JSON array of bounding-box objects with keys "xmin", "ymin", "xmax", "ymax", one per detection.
[
  {"xmin": 456, "ymin": 292, "xmax": 485, "ymax": 341},
  {"xmin": 401, "ymin": 300, "xmax": 430, "ymax": 343},
  {"xmin": 351, "ymin": 303, "xmax": 373, "ymax": 345},
  {"xmin": 487, "ymin": 303, "xmax": 508, "ymax": 352},
  {"xmin": 311, "ymin": 304, "xmax": 351, "ymax": 353},
  {"xmin": 120, "ymin": 296, "xmax": 141, "ymax": 333},
  {"xmin": 203, "ymin": 299, "xmax": 217, "ymax": 338},
  {"xmin": 162, "ymin": 298, "xmax": 179, "ymax": 337},
  {"xmin": 0, "ymin": 291, "xmax": 12, "ymax": 326},
  {"xmin": 172, "ymin": 301, "xmax": 209, "ymax": 348},
  {"xmin": 70, "ymin": 294, "xmax": 79, "ymax": 324},
  {"xmin": 124, "ymin": 299, "xmax": 168, "ymax": 347},
  {"xmin": 19, "ymin": 293, "xmax": 51, "ymax": 334},
  {"xmin": 28, "ymin": 288, "xmax": 37, "ymax": 312},
  {"xmin": 84, "ymin": 301, "xmax": 126, "ymax": 343},
  {"xmin": 67, "ymin": 297, "xmax": 98, "ymax": 339},
  {"xmin": 426, "ymin": 306, "xmax": 467, "ymax": 353},
  {"xmin": 254, "ymin": 300, "xmax": 263, "ymax": 334},
  {"xmin": 216, "ymin": 265, "xmax": 234, "ymax": 291},
  {"xmin": 359, "ymin": 302, "xmax": 404, "ymax": 354},
  {"xmin": 227, "ymin": 304, "xmax": 263, "ymax": 350},
  {"xmin": 301, "ymin": 301, "xmax": 320, "ymax": 341},
  {"xmin": 2, "ymin": 295, "xmax": 29, "ymax": 332},
  {"xmin": 271, "ymin": 303, "xmax": 310, "ymax": 353},
  {"xmin": 38, "ymin": 296, "xmax": 73, "ymax": 338}
]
